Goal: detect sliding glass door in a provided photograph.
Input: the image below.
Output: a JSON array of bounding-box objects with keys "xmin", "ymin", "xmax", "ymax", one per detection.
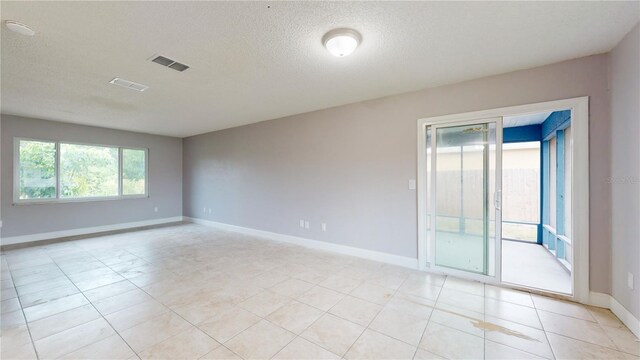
[{"xmin": 428, "ymin": 118, "xmax": 502, "ymax": 278}]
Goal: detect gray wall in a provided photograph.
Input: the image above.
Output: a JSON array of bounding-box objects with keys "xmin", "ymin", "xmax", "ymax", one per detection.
[
  {"xmin": 610, "ymin": 24, "xmax": 640, "ymax": 319},
  {"xmin": 183, "ymin": 54, "xmax": 613, "ymax": 294},
  {"xmin": 1, "ymin": 115, "xmax": 183, "ymax": 239}
]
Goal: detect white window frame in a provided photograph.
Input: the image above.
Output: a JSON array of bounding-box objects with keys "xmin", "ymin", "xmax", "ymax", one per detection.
[
  {"xmin": 120, "ymin": 146, "xmax": 150, "ymax": 198},
  {"xmin": 13, "ymin": 137, "xmax": 149, "ymax": 204},
  {"xmin": 417, "ymin": 96, "xmax": 589, "ymax": 304}
]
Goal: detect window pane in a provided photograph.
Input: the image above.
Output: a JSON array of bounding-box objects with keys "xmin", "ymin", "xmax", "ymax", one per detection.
[
  {"xmin": 502, "ymin": 142, "xmax": 540, "ymax": 224},
  {"xmin": 502, "ymin": 141, "xmax": 540, "ymax": 243},
  {"xmin": 60, "ymin": 143, "xmax": 118, "ymax": 198},
  {"xmin": 122, "ymin": 149, "xmax": 146, "ymax": 195},
  {"xmin": 18, "ymin": 140, "xmax": 56, "ymax": 199}
]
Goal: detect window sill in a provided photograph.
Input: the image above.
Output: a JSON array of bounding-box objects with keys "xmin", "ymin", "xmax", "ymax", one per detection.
[
  {"xmin": 13, "ymin": 195, "xmax": 148, "ymax": 205},
  {"xmin": 557, "ymin": 234, "xmax": 572, "ymax": 245},
  {"xmin": 542, "ymin": 224, "xmax": 556, "ymax": 234}
]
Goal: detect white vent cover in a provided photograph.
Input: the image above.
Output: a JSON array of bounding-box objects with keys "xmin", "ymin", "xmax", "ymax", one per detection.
[{"xmin": 109, "ymin": 78, "xmax": 149, "ymax": 92}]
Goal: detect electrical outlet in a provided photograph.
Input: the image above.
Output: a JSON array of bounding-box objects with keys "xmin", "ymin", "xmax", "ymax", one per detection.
[
  {"xmin": 628, "ymin": 272, "xmax": 634, "ymax": 290},
  {"xmin": 408, "ymin": 179, "xmax": 416, "ymax": 190},
  {"xmin": 299, "ymin": 220, "xmax": 305, "ymax": 228},
  {"xmin": 154, "ymin": 206, "xmax": 158, "ymax": 213},
  {"xmin": 321, "ymin": 223, "xmax": 327, "ymax": 232},
  {"xmin": 304, "ymin": 221, "xmax": 309, "ymax": 229}
]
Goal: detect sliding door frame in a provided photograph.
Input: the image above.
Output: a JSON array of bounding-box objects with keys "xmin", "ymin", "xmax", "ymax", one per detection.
[
  {"xmin": 417, "ymin": 96, "xmax": 590, "ymax": 303},
  {"xmin": 427, "ymin": 118, "xmax": 503, "ymax": 284}
]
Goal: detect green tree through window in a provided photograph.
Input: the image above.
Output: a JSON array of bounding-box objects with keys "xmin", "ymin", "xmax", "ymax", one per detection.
[
  {"xmin": 18, "ymin": 140, "xmax": 56, "ymax": 199},
  {"xmin": 122, "ymin": 149, "xmax": 146, "ymax": 195},
  {"xmin": 60, "ymin": 144, "xmax": 118, "ymax": 198},
  {"xmin": 15, "ymin": 139, "xmax": 148, "ymax": 202}
]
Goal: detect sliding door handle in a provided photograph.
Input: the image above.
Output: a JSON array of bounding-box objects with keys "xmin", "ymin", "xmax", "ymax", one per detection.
[{"xmin": 494, "ymin": 190, "xmax": 502, "ymax": 211}]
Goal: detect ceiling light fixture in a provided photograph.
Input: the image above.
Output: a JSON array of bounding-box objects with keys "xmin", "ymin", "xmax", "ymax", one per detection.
[
  {"xmin": 322, "ymin": 28, "xmax": 361, "ymax": 57},
  {"xmin": 5, "ymin": 21, "xmax": 35, "ymax": 36}
]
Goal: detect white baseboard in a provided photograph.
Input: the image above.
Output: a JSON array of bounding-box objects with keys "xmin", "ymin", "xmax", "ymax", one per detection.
[
  {"xmin": 609, "ymin": 295, "xmax": 640, "ymax": 339},
  {"xmin": 588, "ymin": 291, "xmax": 612, "ymax": 308},
  {"xmin": 0, "ymin": 216, "xmax": 185, "ymax": 246},
  {"xmin": 185, "ymin": 217, "xmax": 419, "ymax": 270},
  {"xmin": 590, "ymin": 291, "xmax": 640, "ymax": 338}
]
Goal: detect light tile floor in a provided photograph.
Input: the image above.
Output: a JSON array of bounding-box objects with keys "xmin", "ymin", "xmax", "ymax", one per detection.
[{"xmin": 1, "ymin": 223, "xmax": 638, "ymax": 360}]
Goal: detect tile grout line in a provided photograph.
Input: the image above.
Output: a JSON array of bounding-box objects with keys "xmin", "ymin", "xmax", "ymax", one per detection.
[
  {"xmin": 300, "ymin": 269, "xmax": 447, "ymax": 356},
  {"xmin": 535, "ymin": 302, "xmax": 635, "ymax": 354},
  {"xmin": 267, "ymin": 277, "xmax": 349, "ymax": 358},
  {"xmin": 533, "ymin": 297, "xmax": 558, "ymax": 360},
  {"xmin": 606, "ymin": 331, "xmax": 640, "ymax": 355},
  {"xmin": 263, "ymin": 277, "xmax": 357, "ymax": 359},
  {"xmin": 264, "ymin": 266, "xmax": 406, "ymax": 358},
  {"xmin": 411, "ymin": 275, "xmax": 446, "ymax": 360},
  {"xmin": 592, "ymin": 313, "xmax": 630, "ymax": 354},
  {"xmin": 436, "ymin": 283, "xmax": 563, "ymax": 360},
  {"xmin": 211, "ymin": 274, "xmax": 334, "ymax": 359},
  {"xmin": 261, "ymin": 300, "xmax": 324, "ymax": 359},
  {"xmin": 5, "ymin": 265, "xmax": 40, "ymax": 360},
  {"xmin": 339, "ymin": 270, "xmax": 406, "ymax": 358},
  {"xmin": 484, "ymin": 293, "xmax": 558, "ymax": 360},
  {"xmin": 91, "ymin": 249, "xmax": 208, "ymax": 358},
  {"xmin": 45, "ymin": 247, "xmax": 141, "ymax": 359},
  {"xmin": 349, "ymin": 270, "xmax": 435, "ymax": 349},
  {"xmin": 99, "ymin": 250, "xmax": 253, "ymax": 358}
]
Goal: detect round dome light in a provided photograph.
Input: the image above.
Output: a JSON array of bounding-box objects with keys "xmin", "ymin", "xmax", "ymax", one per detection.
[
  {"xmin": 322, "ymin": 28, "xmax": 361, "ymax": 57},
  {"xmin": 5, "ymin": 21, "xmax": 35, "ymax": 36}
]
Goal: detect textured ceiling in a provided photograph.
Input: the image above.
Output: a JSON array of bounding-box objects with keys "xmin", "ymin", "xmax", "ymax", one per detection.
[{"xmin": 1, "ymin": 1, "xmax": 638, "ymax": 137}]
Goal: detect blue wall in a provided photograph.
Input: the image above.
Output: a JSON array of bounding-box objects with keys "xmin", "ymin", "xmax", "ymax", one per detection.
[
  {"xmin": 504, "ymin": 109, "xmax": 571, "ymax": 143},
  {"xmin": 540, "ymin": 110, "xmax": 572, "ymax": 270},
  {"xmin": 504, "ymin": 124, "xmax": 541, "ymax": 143},
  {"xmin": 542, "ymin": 110, "xmax": 571, "ymax": 139}
]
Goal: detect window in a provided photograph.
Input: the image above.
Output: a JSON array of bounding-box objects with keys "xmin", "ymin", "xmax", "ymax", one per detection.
[
  {"xmin": 14, "ymin": 138, "xmax": 148, "ymax": 203},
  {"xmin": 549, "ymin": 137, "xmax": 557, "ymax": 229},
  {"xmin": 564, "ymin": 126, "xmax": 572, "ymax": 239},
  {"xmin": 122, "ymin": 149, "xmax": 146, "ymax": 195},
  {"xmin": 60, "ymin": 143, "xmax": 119, "ymax": 198},
  {"xmin": 541, "ymin": 121, "xmax": 572, "ymax": 268},
  {"xmin": 17, "ymin": 140, "xmax": 57, "ymax": 200},
  {"xmin": 501, "ymin": 141, "xmax": 540, "ymax": 242}
]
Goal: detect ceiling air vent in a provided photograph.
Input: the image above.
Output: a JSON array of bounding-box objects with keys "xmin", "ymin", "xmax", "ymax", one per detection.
[
  {"xmin": 109, "ymin": 78, "xmax": 149, "ymax": 92},
  {"xmin": 151, "ymin": 55, "xmax": 190, "ymax": 72}
]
